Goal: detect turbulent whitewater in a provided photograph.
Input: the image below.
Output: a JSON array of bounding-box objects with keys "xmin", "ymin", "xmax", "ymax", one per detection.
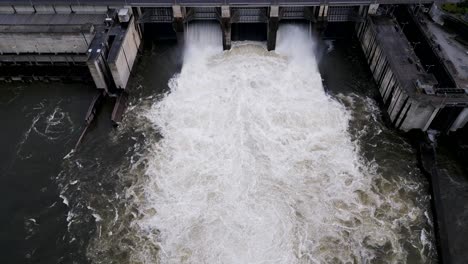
[{"xmin": 123, "ymin": 25, "xmax": 433, "ymax": 263}]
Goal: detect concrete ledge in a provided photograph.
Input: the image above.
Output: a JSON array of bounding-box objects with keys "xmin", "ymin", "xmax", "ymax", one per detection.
[
  {"xmin": 54, "ymin": 5, "xmax": 72, "ymax": 14},
  {"xmin": 0, "ymin": 24, "xmax": 94, "ymax": 33},
  {"xmin": 0, "ymin": 6, "xmax": 14, "ymax": 14},
  {"xmin": 0, "ymin": 31, "xmax": 95, "ymax": 53},
  {"xmin": 14, "ymin": 5, "xmax": 35, "ymax": 14},
  {"xmin": 34, "ymin": 5, "xmax": 55, "ymax": 14},
  {"xmin": 71, "ymin": 5, "xmax": 108, "ymax": 14},
  {"xmin": 0, "ymin": 54, "xmax": 88, "ymax": 63}
]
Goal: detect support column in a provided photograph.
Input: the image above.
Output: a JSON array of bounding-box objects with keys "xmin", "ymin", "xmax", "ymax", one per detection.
[
  {"xmin": 318, "ymin": 4, "xmax": 328, "ymax": 21},
  {"xmin": 450, "ymin": 108, "xmax": 468, "ymax": 131},
  {"xmin": 132, "ymin": 7, "xmax": 144, "ymax": 36},
  {"xmin": 135, "ymin": 7, "xmax": 142, "ymax": 17},
  {"xmin": 267, "ymin": 6, "xmax": 279, "ymax": 51},
  {"xmin": 221, "ymin": 5, "xmax": 231, "ymax": 50},
  {"xmin": 424, "ymin": 107, "xmax": 441, "ymax": 131},
  {"xmin": 314, "ymin": 5, "xmax": 328, "ymax": 35},
  {"xmin": 368, "ymin": 4, "xmax": 379, "ymax": 15},
  {"xmin": 172, "ymin": 5, "xmax": 184, "ymax": 44}
]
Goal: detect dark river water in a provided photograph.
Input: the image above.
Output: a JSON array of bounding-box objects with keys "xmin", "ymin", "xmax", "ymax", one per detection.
[{"xmin": 0, "ymin": 30, "xmax": 440, "ymax": 263}]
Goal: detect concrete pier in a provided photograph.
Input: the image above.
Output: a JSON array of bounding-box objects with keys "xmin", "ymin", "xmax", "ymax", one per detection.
[
  {"xmin": 267, "ymin": 6, "xmax": 279, "ymax": 51},
  {"xmin": 108, "ymin": 14, "xmax": 142, "ymax": 90},
  {"xmin": 221, "ymin": 5, "xmax": 231, "ymax": 50},
  {"xmin": 172, "ymin": 5, "xmax": 185, "ymax": 45},
  {"xmin": 87, "ymin": 45, "xmax": 113, "ymax": 91}
]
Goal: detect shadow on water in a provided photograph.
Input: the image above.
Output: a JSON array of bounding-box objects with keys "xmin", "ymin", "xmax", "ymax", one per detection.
[{"xmin": 0, "ymin": 83, "xmax": 96, "ymax": 263}]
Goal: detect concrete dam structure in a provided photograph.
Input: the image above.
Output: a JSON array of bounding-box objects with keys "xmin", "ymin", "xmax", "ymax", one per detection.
[
  {"xmin": 1, "ymin": 0, "xmax": 466, "ymax": 133},
  {"xmin": 356, "ymin": 13, "xmax": 468, "ymax": 132},
  {"xmin": 2, "ymin": 1, "xmax": 468, "ymax": 264},
  {"xmin": 0, "ymin": 5, "xmax": 142, "ymax": 93}
]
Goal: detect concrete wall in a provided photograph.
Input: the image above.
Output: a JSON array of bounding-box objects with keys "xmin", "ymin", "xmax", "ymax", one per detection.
[
  {"xmin": 356, "ymin": 18, "xmax": 437, "ymax": 131},
  {"xmin": 108, "ymin": 17, "xmax": 141, "ymax": 89},
  {"xmin": 71, "ymin": 5, "xmax": 108, "ymax": 14},
  {"xmin": 450, "ymin": 108, "xmax": 468, "ymax": 131},
  {"xmin": 4, "ymin": 4, "xmax": 109, "ymax": 14},
  {"xmin": 88, "ymin": 55, "xmax": 109, "ymax": 89},
  {"xmin": 0, "ymin": 32, "xmax": 94, "ymax": 54},
  {"xmin": 399, "ymin": 101, "xmax": 437, "ymax": 131}
]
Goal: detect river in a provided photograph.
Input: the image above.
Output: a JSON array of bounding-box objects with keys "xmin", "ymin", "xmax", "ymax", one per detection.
[{"xmin": 0, "ymin": 24, "xmax": 437, "ymax": 263}]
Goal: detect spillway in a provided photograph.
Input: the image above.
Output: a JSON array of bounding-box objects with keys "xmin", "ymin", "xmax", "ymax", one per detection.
[{"xmin": 106, "ymin": 24, "xmax": 436, "ymax": 263}]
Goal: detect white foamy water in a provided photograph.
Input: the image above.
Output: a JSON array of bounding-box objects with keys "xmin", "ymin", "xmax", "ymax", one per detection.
[{"xmin": 130, "ymin": 25, "xmax": 427, "ymax": 263}]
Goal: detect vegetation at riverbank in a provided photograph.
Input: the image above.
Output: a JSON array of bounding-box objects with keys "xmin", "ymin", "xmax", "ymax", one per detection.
[{"xmin": 442, "ymin": 1, "xmax": 468, "ymax": 15}]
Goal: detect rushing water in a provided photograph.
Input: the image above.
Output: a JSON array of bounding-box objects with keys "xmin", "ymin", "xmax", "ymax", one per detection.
[
  {"xmin": 1, "ymin": 24, "xmax": 438, "ymax": 263},
  {"xmin": 84, "ymin": 24, "xmax": 436, "ymax": 263}
]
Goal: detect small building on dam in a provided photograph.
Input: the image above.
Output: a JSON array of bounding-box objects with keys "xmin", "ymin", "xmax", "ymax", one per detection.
[{"xmin": 0, "ymin": 0, "xmax": 467, "ymax": 132}]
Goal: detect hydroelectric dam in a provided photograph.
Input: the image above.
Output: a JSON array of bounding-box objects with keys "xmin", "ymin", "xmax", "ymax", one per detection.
[
  {"xmin": 1, "ymin": 0, "xmax": 467, "ymax": 131},
  {"xmin": 1, "ymin": 0, "xmax": 468, "ymax": 264}
]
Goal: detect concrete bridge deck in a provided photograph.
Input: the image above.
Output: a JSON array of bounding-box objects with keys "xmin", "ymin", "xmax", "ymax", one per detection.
[{"xmin": 0, "ymin": 0, "xmax": 434, "ymax": 7}]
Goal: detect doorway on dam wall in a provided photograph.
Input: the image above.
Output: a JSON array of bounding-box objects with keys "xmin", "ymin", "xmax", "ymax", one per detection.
[
  {"xmin": 430, "ymin": 106, "xmax": 464, "ymax": 132},
  {"xmin": 231, "ymin": 23, "xmax": 267, "ymax": 41}
]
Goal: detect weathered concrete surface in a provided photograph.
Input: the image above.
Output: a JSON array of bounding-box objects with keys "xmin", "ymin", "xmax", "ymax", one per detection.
[
  {"xmin": 0, "ymin": 31, "xmax": 95, "ymax": 54},
  {"xmin": 70, "ymin": 5, "xmax": 108, "ymax": 14},
  {"xmin": 88, "ymin": 53, "xmax": 110, "ymax": 90},
  {"xmin": 172, "ymin": 5, "xmax": 185, "ymax": 44},
  {"xmin": 0, "ymin": 14, "xmax": 106, "ymax": 54},
  {"xmin": 420, "ymin": 14, "xmax": 468, "ymax": 91},
  {"xmin": 0, "ymin": 13, "xmax": 106, "ymax": 25},
  {"xmin": 356, "ymin": 16, "xmax": 468, "ymax": 131},
  {"xmin": 108, "ymin": 17, "xmax": 142, "ymax": 89},
  {"xmin": 450, "ymin": 108, "xmax": 468, "ymax": 131},
  {"xmin": 0, "ymin": 54, "xmax": 88, "ymax": 64},
  {"xmin": 423, "ymin": 135, "xmax": 468, "ymax": 264},
  {"xmin": 34, "ymin": 5, "xmax": 55, "ymax": 14},
  {"xmin": 221, "ymin": 5, "xmax": 231, "ymax": 50},
  {"xmin": 267, "ymin": 6, "xmax": 279, "ymax": 51},
  {"xmin": 87, "ymin": 24, "xmax": 114, "ymax": 91},
  {"xmin": 357, "ymin": 17, "xmax": 436, "ymax": 130},
  {"xmin": 0, "ymin": 0, "xmax": 437, "ymax": 6}
]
